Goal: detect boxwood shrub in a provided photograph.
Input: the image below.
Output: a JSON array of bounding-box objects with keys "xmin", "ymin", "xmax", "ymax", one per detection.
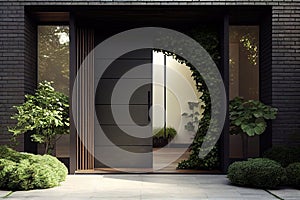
[
  {"xmin": 263, "ymin": 146, "xmax": 300, "ymax": 167},
  {"xmin": 227, "ymin": 158, "xmax": 284, "ymax": 189},
  {"xmin": 286, "ymin": 162, "xmax": 300, "ymax": 188},
  {"xmin": 0, "ymin": 146, "xmax": 67, "ymax": 190}
]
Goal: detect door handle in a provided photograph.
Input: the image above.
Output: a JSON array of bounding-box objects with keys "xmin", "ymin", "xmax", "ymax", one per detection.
[{"xmin": 148, "ymin": 91, "xmax": 151, "ymax": 122}]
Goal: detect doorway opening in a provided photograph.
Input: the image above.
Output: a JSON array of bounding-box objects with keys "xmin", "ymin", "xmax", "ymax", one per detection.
[{"xmin": 152, "ymin": 51, "xmax": 203, "ymax": 172}]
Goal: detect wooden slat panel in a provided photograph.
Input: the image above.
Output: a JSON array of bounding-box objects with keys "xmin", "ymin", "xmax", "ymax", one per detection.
[{"xmin": 76, "ymin": 27, "xmax": 94, "ymax": 170}]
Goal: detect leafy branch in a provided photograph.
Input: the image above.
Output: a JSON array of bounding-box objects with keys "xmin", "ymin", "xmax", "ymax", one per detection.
[
  {"xmin": 182, "ymin": 102, "xmax": 201, "ymax": 132},
  {"xmin": 8, "ymin": 81, "xmax": 69, "ymax": 154},
  {"xmin": 229, "ymin": 97, "xmax": 278, "ymax": 136}
]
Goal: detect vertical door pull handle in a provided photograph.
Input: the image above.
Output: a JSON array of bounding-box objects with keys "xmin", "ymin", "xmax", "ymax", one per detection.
[{"xmin": 148, "ymin": 91, "xmax": 151, "ymax": 122}]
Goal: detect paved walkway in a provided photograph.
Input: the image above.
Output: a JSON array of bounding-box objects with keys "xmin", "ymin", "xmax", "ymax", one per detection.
[{"xmin": 1, "ymin": 175, "xmax": 299, "ymax": 200}]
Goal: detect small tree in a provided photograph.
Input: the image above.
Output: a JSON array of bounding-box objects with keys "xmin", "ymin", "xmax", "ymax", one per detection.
[
  {"xmin": 9, "ymin": 81, "xmax": 69, "ymax": 154},
  {"xmin": 229, "ymin": 97, "xmax": 278, "ymax": 158}
]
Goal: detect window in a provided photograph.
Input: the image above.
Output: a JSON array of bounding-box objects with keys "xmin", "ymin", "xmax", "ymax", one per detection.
[
  {"xmin": 38, "ymin": 26, "xmax": 70, "ymax": 157},
  {"xmin": 38, "ymin": 26, "xmax": 69, "ymax": 95},
  {"xmin": 229, "ymin": 26, "xmax": 260, "ymax": 158},
  {"xmin": 229, "ymin": 26, "xmax": 259, "ymax": 101}
]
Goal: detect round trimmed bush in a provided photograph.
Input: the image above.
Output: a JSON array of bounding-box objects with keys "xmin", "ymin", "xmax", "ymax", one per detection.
[
  {"xmin": 26, "ymin": 154, "xmax": 68, "ymax": 182},
  {"xmin": 263, "ymin": 146, "xmax": 300, "ymax": 167},
  {"xmin": 0, "ymin": 159, "xmax": 17, "ymax": 189},
  {"xmin": 0, "ymin": 146, "xmax": 67, "ymax": 190},
  {"xmin": 0, "ymin": 145, "xmax": 30, "ymax": 162},
  {"xmin": 227, "ymin": 158, "xmax": 284, "ymax": 188},
  {"xmin": 286, "ymin": 162, "xmax": 300, "ymax": 188},
  {"xmin": 29, "ymin": 162, "xmax": 60, "ymax": 189},
  {"xmin": 7, "ymin": 159, "xmax": 37, "ymax": 191}
]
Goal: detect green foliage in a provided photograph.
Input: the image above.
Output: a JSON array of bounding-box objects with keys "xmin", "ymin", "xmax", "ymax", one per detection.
[
  {"xmin": 263, "ymin": 146, "xmax": 300, "ymax": 167},
  {"xmin": 176, "ymin": 26, "xmax": 220, "ymax": 170},
  {"xmin": 24, "ymin": 153, "xmax": 68, "ymax": 182},
  {"xmin": 0, "ymin": 159, "xmax": 17, "ymax": 189},
  {"xmin": 229, "ymin": 97, "xmax": 278, "ymax": 136},
  {"xmin": 0, "ymin": 145, "xmax": 29, "ymax": 162},
  {"xmin": 9, "ymin": 81, "xmax": 69, "ymax": 154},
  {"xmin": 156, "ymin": 26, "xmax": 222, "ymax": 170},
  {"xmin": 286, "ymin": 162, "xmax": 300, "ymax": 188},
  {"xmin": 240, "ymin": 34, "xmax": 258, "ymax": 66},
  {"xmin": 227, "ymin": 158, "xmax": 285, "ymax": 189},
  {"xmin": 38, "ymin": 26, "xmax": 69, "ymax": 94},
  {"xmin": 177, "ymin": 143, "xmax": 219, "ymax": 170},
  {"xmin": 153, "ymin": 127, "xmax": 177, "ymax": 148},
  {"xmin": 182, "ymin": 102, "xmax": 201, "ymax": 132},
  {"xmin": 0, "ymin": 146, "xmax": 67, "ymax": 191},
  {"xmin": 153, "ymin": 127, "xmax": 177, "ymax": 139}
]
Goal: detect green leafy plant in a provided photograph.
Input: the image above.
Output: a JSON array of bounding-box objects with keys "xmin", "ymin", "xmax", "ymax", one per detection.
[
  {"xmin": 0, "ymin": 146, "xmax": 67, "ymax": 191},
  {"xmin": 263, "ymin": 146, "xmax": 300, "ymax": 167},
  {"xmin": 169, "ymin": 26, "xmax": 220, "ymax": 170},
  {"xmin": 182, "ymin": 102, "xmax": 200, "ymax": 132},
  {"xmin": 177, "ymin": 139, "xmax": 219, "ymax": 170},
  {"xmin": 153, "ymin": 127, "xmax": 177, "ymax": 139},
  {"xmin": 286, "ymin": 162, "xmax": 300, "ymax": 188},
  {"xmin": 230, "ymin": 97, "xmax": 278, "ymax": 136},
  {"xmin": 9, "ymin": 81, "xmax": 69, "ymax": 154},
  {"xmin": 227, "ymin": 158, "xmax": 285, "ymax": 189},
  {"xmin": 156, "ymin": 26, "xmax": 221, "ymax": 170},
  {"xmin": 229, "ymin": 97, "xmax": 278, "ymax": 158},
  {"xmin": 153, "ymin": 127, "xmax": 177, "ymax": 148}
]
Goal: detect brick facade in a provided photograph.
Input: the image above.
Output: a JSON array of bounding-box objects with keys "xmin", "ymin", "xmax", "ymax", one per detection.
[{"xmin": 0, "ymin": 0, "xmax": 300, "ymax": 151}]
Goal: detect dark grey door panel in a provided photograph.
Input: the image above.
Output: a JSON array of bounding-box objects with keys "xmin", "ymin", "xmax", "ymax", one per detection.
[
  {"xmin": 95, "ymin": 105, "xmax": 150, "ymax": 126},
  {"xmin": 95, "ymin": 60, "xmax": 152, "ymax": 79},
  {"xmin": 94, "ymin": 146, "xmax": 152, "ymax": 168},
  {"xmin": 95, "ymin": 125, "xmax": 152, "ymax": 146},
  {"xmin": 94, "ymin": 48, "xmax": 153, "ymax": 169},
  {"xmin": 95, "ymin": 79, "xmax": 151, "ymax": 105}
]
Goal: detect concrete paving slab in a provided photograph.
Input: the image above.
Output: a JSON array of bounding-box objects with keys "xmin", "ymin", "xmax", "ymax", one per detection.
[
  {"xmin": 0, "ymin": 190, "xmax": 11, "ymax": 198},
  {"xmin": 268, "ymin": 188, "xmax": 300, "ymax": 200},
  {"xmin": 1, "ymin": 175, "xmax": 298, "ymax": 200}
]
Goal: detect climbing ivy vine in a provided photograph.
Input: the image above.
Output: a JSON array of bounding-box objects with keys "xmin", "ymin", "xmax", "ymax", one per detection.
[{"xmin": 157, "ymin": 26, "xmax": 221, "ymax": 170}]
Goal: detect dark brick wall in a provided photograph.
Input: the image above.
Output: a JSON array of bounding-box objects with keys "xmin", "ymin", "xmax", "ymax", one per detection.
[
  {"xmin": 0, "ymin": 0, "xmax": 300, "ymax": 151},
  {"xmin": 259, "ymin": 11, "xmax": 273, "ymax": 153},
  {"xmin": 271, "ymin": 4, "xmax": 300, "ymax": 146},
  {"xmin": 24, "ymin": 12, "xmax": 37, "ymax": 96},
  {"xmin": 0, "ymin": 4, "xmax": 25, "ymax": 151}
]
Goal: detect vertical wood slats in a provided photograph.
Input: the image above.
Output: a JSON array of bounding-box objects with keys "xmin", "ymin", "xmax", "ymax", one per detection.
[{"xmin": 75, "ymin": 27, "xmax": 94, "ymax": 171}]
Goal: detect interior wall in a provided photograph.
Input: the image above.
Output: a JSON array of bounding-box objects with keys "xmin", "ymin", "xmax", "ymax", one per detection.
[{"xmin": 153, "ymin": 51, "xmax": 202, "ymax": 144}]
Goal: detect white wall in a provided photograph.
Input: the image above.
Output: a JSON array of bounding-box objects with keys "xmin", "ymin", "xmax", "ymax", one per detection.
[{"xmin": 152, "ymin": 51, "xmax": 204, "ymax": 144}]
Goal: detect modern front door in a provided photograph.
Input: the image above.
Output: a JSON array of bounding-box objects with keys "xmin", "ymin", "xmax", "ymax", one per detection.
[{"xmin": 94, "ymin": 49, "xmax": 153, "ymax": 169}]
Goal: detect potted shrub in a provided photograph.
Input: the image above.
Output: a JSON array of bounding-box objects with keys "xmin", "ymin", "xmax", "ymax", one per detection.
[
  {"xmin": 153, "ymin": 127, "xmax": 177, "ymax": 148},
  {"xmin": 229, "ymin": 97, "xmax": 277, "ymax": 158}
]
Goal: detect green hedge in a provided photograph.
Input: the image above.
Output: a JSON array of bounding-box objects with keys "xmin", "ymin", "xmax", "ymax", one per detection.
[
  {"xmin": 0, "ymin": 146, "xmax": 67, "ymax": 191},
  {"xmin": 286, "ymin": 162, "xmax": 300, "ymax": 188},
  {"xmin": 227, "ymin": 158, "xmax": 284, "ymax": 189},
  {"xmin": 263, "ymin": 146, "xmax": 300, "ymax": 167}
]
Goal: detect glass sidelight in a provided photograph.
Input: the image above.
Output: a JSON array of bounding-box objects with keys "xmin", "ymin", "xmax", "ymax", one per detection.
[
  {"xmin": 229, "ymin": 26, "xmax": 260, "ymax": 158},
  {"xmin": 38, "ymin": 26, "xmax": 70, "ymax": 158}
]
